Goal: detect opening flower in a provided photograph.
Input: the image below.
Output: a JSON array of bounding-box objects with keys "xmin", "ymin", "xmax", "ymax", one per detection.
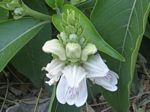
[{"xmin": 42, "ymin": 32, "xmax": 119, "ymax": 107}]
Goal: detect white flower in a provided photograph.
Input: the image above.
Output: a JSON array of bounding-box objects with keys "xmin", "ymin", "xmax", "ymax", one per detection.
[
  {"xmin": 42, "ymin": 39, "xmax": 66, "ymax": 61},
  {"xmin": 42, "ymin": 36, "xmax": 119, "ymax": 107}
]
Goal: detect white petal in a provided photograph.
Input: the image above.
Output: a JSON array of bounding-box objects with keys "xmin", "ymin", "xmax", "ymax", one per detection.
[
  {"xmin": 81, "ymin": 43, "xmax": 97, "ymax": 62},
  {"xmin": 75, "ymin": 79, "xmax": 87, "ymax": 107},
  {"xmin": 56, "ymin": 76, "xmax": 67, "ymax": 104},
  {"xmin": 56, "ymin": 75, "xmax": 88, "ymax": 107},
  {"xmin": 42, "ymin": 39, "xmax": 66, "ymax": 61},
  {"xmin": 45, "ymin": 72, "xmax": 62, "ymax": 86},
  {"xmin": 62, "ymin": 65, "xmax": 87, "ymax": 88},
  {"xmin": 92, "ymin": 70, "xmax": 119, "ymax": 92},
  {"xmin": 45, "ymin": 78, "xmax": 55, "ymax": 86},
  {"xmin": 44, "ymin": 59, "xmax": 65, "ymax": 75},
  {"xmin": 83, "ymin": 54, "xmax": 109, "ymax": 77},
  {"xmin": 44, "ymin": 59, "xmax": 65, "ymax": 85}
]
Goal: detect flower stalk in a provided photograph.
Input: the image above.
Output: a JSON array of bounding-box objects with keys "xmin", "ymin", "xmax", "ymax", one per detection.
[
  {"xmin": 48, "ymin": 85, "xmax": 56, "ymax": 112},
  {"xmin": 22, "ymin": 3, "xmax": 51, "ymax": 20}
]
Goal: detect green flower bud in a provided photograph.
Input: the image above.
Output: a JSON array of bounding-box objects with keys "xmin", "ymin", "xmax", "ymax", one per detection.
[
  {"xmin": 77, "ymin": 26, "xmax": 83, "ymax": 35},
  {"xmin": 66, "ymin": 43, "xmax": 81, "ymax": 59},
  {"xmin": 6, "ymin": 0, "xmax": 20, "ymax": 10},
  {"xmin": 66, "ymin": 9, "xmax": 76, "ymax": 25},
  {"xmin": 81, "ymin": 43, "xmax": 97, "ymax": 62},
  {"xmin": 65, "ymin": 25, "xmax": 77, "ymax": 34},
  {"xmin": 79, "ymin": 37, "xmax": 86, "ymax": 46},
  {"xmin": 14, "ymin": 7, "xmax": 23, "ymax": 15},
  {"xmin": 69, "ymin": 34, "xmax": 78, "ymax": 42},
  {"xmin": 60, "ymin": 32, "xmax": 68, "ymax": 44},
  {"xmin": 62, "ymin": 13, "xmax": 67, "ymax": 24},
  {"xmin": 13, "ymin": 7, "xmax": 24, "ymax": 19},
  {"xmin": 61, "ymin": 9, "xmax": 83, "ymax": 36}
]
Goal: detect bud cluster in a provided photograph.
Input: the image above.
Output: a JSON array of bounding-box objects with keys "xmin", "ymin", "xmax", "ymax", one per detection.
[
  {"xmin": 61, "ymin": 10, "xmax": 83, "ymax": 35},
  {"xmin": 42, "ymin": 9, "xmax": 97, "ymax": 64},
  {"xmin": 57, "ymin": 32, "xmax": 97, "ymax": 63},
  {"xmin": 55, "ymin": 9, "xmax": 97, "ymax": 63}
]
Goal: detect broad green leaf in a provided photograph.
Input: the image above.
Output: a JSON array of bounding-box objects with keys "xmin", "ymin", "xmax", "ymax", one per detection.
[
  {"xmin": 0, "ymin": 7, "xmax": 9, "ymax": 21},
  {"xmin": 11, "ymin": 0, "xmax": 51, "ymax": 87},
  {"xmin": 11, "ymin": 24, "xmax": 51, "ymax": 87},
  {"xmin": 144, "ymin": 22, "xmax": 150, "ymax": 39},
  {"xmin": 0, "ymin": 18, "xmax": 47, "ymax": 72},
  {"xmin": 91, "ymin": 0, "xmax": 150, "ymax": 112},
  {"xmin": 52, "ymin": 4, "xmax": 125, "ymax": 62},
  {"xmin": 45, "ymin": 0, "xmax": 64, "ymax": 9},
  {"xmin": 23, "ymin": 0, "xmax": 49, "ymax": 14}
]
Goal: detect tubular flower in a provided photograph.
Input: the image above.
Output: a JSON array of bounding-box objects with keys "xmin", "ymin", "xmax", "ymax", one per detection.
[{"xmin": 42, "ymin": 32, "xmax": 119, "ymax": 107}]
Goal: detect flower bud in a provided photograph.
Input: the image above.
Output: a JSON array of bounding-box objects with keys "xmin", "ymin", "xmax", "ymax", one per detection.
[
  {"xmin": 13, "ymin": 7, "xmax": 24, "ymax": 19},
  {"xmin": 69, "ymin": 34, "xmax": 78, "ymax": 42},
  {"xmin": 79, "ymin": 37, "xmax": 85, "ymax": 45},
  {"xmin": 6, "ymin": 0, "xmax": 20, "ymax": 10},
  {"xmin": 14, "ymin": 7, "xmax": 24, "ymax": 15},
  {"xmin": 66, "ymin": 43, "xmax": 81, "ymax": 59},
  {"xmin": 60, "ymin": 32, "xmax": 68, "ymax": 44},
  {"xmin": 66, "ymin": 10, "xmax": 76, "ymax": 25},
  {"xmin": 81, "ymin": 43, "xmax": 97, "ymax": 62}
]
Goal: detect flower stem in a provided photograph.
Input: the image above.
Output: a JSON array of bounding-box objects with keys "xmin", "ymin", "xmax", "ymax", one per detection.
[
  {"xmin": 48, "ymin": 84, "xmax": 56, "ymax": 112},
  {"xmin": 23, "ymin": 3, "xmax": 51, "ymax": 21}
]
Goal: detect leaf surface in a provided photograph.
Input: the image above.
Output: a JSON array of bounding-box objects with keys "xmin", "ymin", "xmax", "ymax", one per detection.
[
  {"xmin": 0, "ymin": 7, "xmax": 9, "ymax": 21},
  {"xmin": 11, "ymin": 0, "xmax": 51, "ymax": 87},
  {"xmin": 91, "ymin": 0, "xmax": 150, "ymax": 112},
  {"xmin": 0, "ymin": 18, "xmax": 46, "ymax": 72}
]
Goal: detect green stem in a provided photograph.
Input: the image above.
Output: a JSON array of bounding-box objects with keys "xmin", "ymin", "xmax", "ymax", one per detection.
[
  {"xmin": 48, "ymin": 84, "xmax": 56, "ymax": 112},
  {"xmin": 23, "ymin": 3, "xmax": 51, "ymax": 21}
]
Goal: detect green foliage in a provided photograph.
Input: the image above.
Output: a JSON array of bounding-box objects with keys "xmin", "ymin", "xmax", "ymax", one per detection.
[
  {"xmin": 91, "ymin": 0, "xmax": 150, "ymax": 112},
  {"xmin": 0, "ymin": 7, "xmax": 9, "ymax": 21},
  {"xmin": 11, "ymin": 0, "xmax": 51, "ymax": 87},
  {"xmin": 0, "ymin": 18, "xmax": 47, "ymax": 72},
  {"xmin": 70, "ymin": 0, "xmax": 86, "ymax": 5},
  {"xmin": 0, "ymin": 0, "xmax": 150, "ymax": 111},
  {"xmin": 52, "ymin": 4, "xmax": 125, "ymax": 62},
  {"xmin": 11, "ymin": 24, "xmax": 51, "ymax": 87},
  {"xmin": 45, "ymin": 0, "xmax": 64, "ymax": 9}
]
